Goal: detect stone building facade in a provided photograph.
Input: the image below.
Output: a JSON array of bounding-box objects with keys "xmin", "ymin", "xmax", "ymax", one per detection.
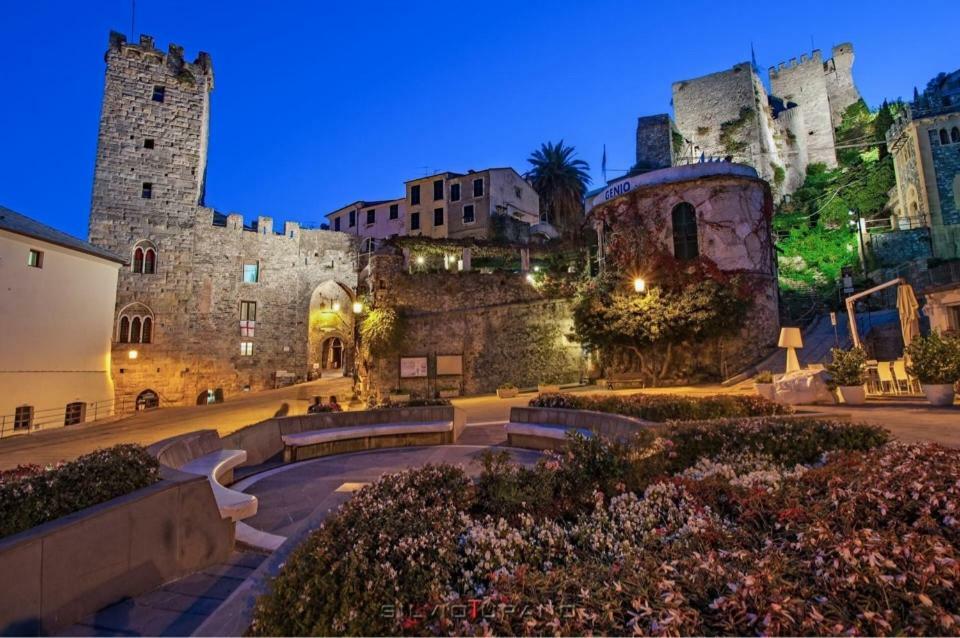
[
  {"xmin": 87, "ymin": 33, "xmax": 357, "ymax": 409},
  {"xmin": 641, "ymin": 44, "xmax": 860, "ymax": 198},
  {"xmin": 886, "ymin": 69, "xmax": 960, "ymax": 259},
  {"xmin": 363, "ymin": 253, "xmax": 581, "ymax": 399},
  {"xmin": 586, "ymin": 163, "xmax": 781, "ymax": 381}
]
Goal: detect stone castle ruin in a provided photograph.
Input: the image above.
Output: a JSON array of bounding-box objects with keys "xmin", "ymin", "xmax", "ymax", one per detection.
[
  {"xmin": 88, "ymin": 33, "xmax": 357, "ymax": 408},
  {"xmin": 637, "ymin": 44, "xmax": 861, "ymax": 198}
]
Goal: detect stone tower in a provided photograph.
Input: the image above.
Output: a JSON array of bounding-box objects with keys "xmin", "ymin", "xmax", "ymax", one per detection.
[
  {"xmin": 824, "ymin": 43, "xmax": 861, "ymax": 125},
  {"xmin": 89, "ymin": 32, "xmax": 214, "ymax": 256},
  {"xmin": 769, "ymin": 50, "xmax": 837, "ymax": 167}
]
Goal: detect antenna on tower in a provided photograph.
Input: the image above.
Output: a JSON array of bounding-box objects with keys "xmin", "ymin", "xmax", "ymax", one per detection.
[
  {"xmin": 810, "ymin": 35, "xmax": 815, "ymax": 52},
  {"xmin": 131, "ymin": 0, "xmax": 136, "ymax": 37}
]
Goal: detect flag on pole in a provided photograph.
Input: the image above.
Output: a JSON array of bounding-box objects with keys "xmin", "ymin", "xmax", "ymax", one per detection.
[{"xmin": 601, "ymin": 144, "xmax": 607, "ymax": 183}]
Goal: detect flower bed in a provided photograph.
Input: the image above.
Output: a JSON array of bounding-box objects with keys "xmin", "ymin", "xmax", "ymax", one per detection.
[
  {"xmin": 530, "ymin": 391, "xmax": 792, "ymax": 422},
  {"xmin": 0, "ymin": 444, "xmax": 160, "ymax": 538},
  {"xmin": 245, "ymin": 417, "xmax": 960, "ymax": 637}
]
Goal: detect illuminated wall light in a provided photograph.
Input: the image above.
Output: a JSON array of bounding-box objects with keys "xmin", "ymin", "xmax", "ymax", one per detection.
[
  {"xmin": 415, "ymin": 255, "xmax": 425, "ymax": 265},
  {"xmin": 332, "ymin": 301, "xmax": 341, "ymax": 312},
  {"xmin": 128, "ymin": 349, "xmax": 138, "ymax": 360},
  {"xmin": 526, "ymin": 273, "xmax": 536, "ymax": 284},
  {"xmin": 633, "ymin": 278, "xmax": 646, "ymax": 293},
  {"xmin": 533, "ymin": 265, "xmax": 540, "ymax": 272},
  {"xmin": 352, "ymin": 301, "xmax": 363, "ymax": 314}
]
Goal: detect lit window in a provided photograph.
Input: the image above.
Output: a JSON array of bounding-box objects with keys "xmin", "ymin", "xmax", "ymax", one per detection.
[
  {"xmin": 243, "ymin": 262, "xmax": 259, "ymax": 283},
  {"xmin": 450, "ymin": 183, "xmax": 461, "ymax": 202},
  {"xmin": 141, "ymin": 182, "xmax": 152, "ymax": 199},
  {"xmin": 152, "ymin": 85, "xmax": 165, "ymax": 102},
  {"xmin": 14, "ymin": 405, "xmax": 33, "ymax": 431},
  {"xmin": 389, "ymin": 203, "xmax": 399, "ymax": 219},
  {"xmin": 473, "ymin": 178, "xmax": 484, "ymax": 197},
  {"xmin": 240, "ymin": 301, "xmax": 256, "ymax": 337},
  {"xmin": 366, "ymin": 209, "xmax": 376, "ymax": 225},
  {"xmin": 240, "ymin": 341, "xmax": 253, "ymax": 356},
  {"xmin": 433, "ymin": 180, "xmax": 444, "ymax": 201},
  {"xmin": 434, "ymin": 208, "xmax": 444, "ymax": 226},
  {"xmin": 410, "ymin": 211, "xmax": 420, "ymax": 231},
  {"xmin": 463, "ymin": 204, "xmax": 475, "ymax": 224},
  {"xmin": 27, "ymin": 249, "xmax": 43, "ymax": 268},
  {"xmin": 144, "ymin": 138, "xmax": 154, "ymax": 149},
  {"xmin": 334, "ymin": 217, "xmax": 341, "ymax": 231}
]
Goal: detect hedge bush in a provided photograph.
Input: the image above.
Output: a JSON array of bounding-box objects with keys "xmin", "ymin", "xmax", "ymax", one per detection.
[
  {"xmin": 530, "ymin": 391, "xmax": 793, "ymax": 422},
  {"xmin": 248, "ymin": 417, "xmax": 937, "ymax": 637},
  {"xmin": 0, "ymin": 444, "xmax": 160, "ymax": 538}
]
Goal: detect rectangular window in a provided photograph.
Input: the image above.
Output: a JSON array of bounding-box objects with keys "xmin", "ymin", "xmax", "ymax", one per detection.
[
  {"xmin": 334, "ymin": 217, "xmax": 341, "ymax": 231},
  {"xmin": 450, "ymin": 183, "xmax": 460, "ymax": 202},
  {"xmin": 144, "ymin": 138, "xmax": 155, "ymax": 149},
  {"xmin": 463, "ymin": 204, "xmax": 475, "ymax": 224},
  {"xmin": 240, "ymin": 342, "xmax": 253, "ymax": 356},
  {"xmin": 27, "ymin": 249, "xmax": 43, "ymax": 268},
  {"xmin": 14, "ymin": 405, "xmax": 32, "ymax": 431},
  {"xmin": 410, "ymin": 184, "xmax": 421, "ymax": 205},
  {"xmin": 348, "ymin": 210, "xmax": 356, "ymax": 227},
  {"xmin": 64, "ymin": 402, "xmax": 85, "ymax": 426},
  {"xmin": 473, "ymin": 178, "xmax": 484, "ymax": 197},
  {"xmin": 152, "ymin": 85, "xmax": 165, "ymax": 102},
  {"xmin": 410, "ymin": 212, "xmax": 420, "ymax": 231},
  {"xmin": 389, "ymin": 203, "xmax": 399, "ymax": 219},
  {"xmin": 240, "ymin": 301, "xmax": 257, "ymax": 337},
  {"xmin": 433, "ymin": 179, "xmax": 444, "ymax": 201},
  {"xmin": 434, "ymin": 207, "xmax": 444, "ymax": 226},
  {"xmin": 141, "ymin": 182, "xmax": 153, "ymax": 199},
  {"xmin": 243, "ymin": 261, "xmax": 259, "ymax": 283},
  {"xmin": 366, "ymin": 209, "xmax": 376, "ymax": 225}
]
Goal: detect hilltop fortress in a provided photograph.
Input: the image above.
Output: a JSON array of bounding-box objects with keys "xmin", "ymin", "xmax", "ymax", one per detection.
[{"xmin": 636, "ymin": 44, "xmax": 861, "ymax": 196}]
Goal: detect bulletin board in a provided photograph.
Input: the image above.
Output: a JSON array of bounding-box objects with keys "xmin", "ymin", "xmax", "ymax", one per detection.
[
  {"xmin": 436, "ymin": 354, "xmax": 463, "ymax": 376},
  {"xmin": 399, "ymin": 356, "xmax": 428, "ymax": 378}
]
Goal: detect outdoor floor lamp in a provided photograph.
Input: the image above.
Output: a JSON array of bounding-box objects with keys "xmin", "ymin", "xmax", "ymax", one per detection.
[{"xmin": 778, "ymin": 327, "xmax": 803, "ymax": 374}]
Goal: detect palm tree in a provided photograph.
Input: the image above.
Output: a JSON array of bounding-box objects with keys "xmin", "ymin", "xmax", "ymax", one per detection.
[{"xmin": 525, "ymin": 140, "xmax": 591, "ymax": 237}]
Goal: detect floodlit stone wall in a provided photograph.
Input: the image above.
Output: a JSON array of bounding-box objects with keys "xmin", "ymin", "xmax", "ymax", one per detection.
[{"xmin": 88, "ymin": 33, "xmax": 357, "ymax": 408}]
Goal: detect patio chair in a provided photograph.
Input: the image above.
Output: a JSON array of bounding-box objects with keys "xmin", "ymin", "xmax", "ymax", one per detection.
[
  {"xmin": 892, "ymin": 359, "xmax": 919, "ymax": 394},
  {"xmin": 876, "ymin": 361, "xmax": 898, "ymax": 395}
]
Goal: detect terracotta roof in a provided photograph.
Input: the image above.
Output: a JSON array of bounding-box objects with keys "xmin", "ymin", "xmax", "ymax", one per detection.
[{"xmin": 0, "ymin": 205, "xmax": 126, "ymax": 264}]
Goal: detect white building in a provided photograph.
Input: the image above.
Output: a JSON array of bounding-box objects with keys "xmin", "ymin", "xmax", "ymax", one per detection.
[{"xmin": 0, "ymin": 206, "xmax": 124, "ymax": 435}]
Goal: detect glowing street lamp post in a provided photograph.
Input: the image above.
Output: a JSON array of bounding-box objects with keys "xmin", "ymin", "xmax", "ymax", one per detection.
[{"xmin": 352, "ymin": 301, "xmax": 364, "ymax": 390}]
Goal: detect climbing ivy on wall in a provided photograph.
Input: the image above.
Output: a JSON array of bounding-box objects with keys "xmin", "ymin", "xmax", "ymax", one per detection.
[
  {"xmin": 360, "ymin": 307, "xmax": 406, "ymax": 359},
  {"xmin": 719, "ymin": 107, "xmax": 755, "ymax": 155}
]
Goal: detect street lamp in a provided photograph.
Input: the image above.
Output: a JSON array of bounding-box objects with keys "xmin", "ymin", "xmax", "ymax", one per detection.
[{"xmin": 352, "ymin": 301, "xmax": 363, "ymax": 314}]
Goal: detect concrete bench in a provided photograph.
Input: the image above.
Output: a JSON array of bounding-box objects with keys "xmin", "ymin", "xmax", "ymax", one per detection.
[
  {"xmin": 148, "ymin": 430, "xmax": 258, "ymax": 523},
  {"xmin": 600, "ymin": 375, "xmax": 645, "ymax": 390},
  {"xmin": 282, "ymin": 420, "xmax": 455, "ymax": 462},
  {"xmin": 505, "ymin": 422, "xmax": 593, "ymax": 450},
  {"xmin": 179, "ymin": 449, "xmax": 258, "ymax": 522}
]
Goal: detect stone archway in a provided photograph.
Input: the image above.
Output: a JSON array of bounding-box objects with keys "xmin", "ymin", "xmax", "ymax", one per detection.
[{"xmin": 308, "ymin": 281, "xmax": 354, "ymax": 378}]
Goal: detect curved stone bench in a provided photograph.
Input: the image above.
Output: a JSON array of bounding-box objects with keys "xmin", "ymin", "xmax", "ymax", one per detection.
[
  {"xmin": 282, "ymin": 420, "xmax": 455, "ymax": 462},
  {"xmin": 147, "ymin": 430, "xmax": 258, "ymax": 523},
  {"xmin": 505, "ymin": 406, "xmax": 655, "ymax": 450}
]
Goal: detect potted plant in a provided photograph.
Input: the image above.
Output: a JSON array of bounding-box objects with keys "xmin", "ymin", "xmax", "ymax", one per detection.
[
  {"xmin": 388, "ymin": 387, "xmax": 411, "ymax": 403},
  {"xmin": 826, "ymin": 347, "xmax": 868, "ymax": 405},
  {"xmin": 497, "ymin": 383, "xmax": 518, "ymax": 399},
  {"xmin": 754, "ymin": 370, "xmax": 775, "ymax": 401},
  {"xmin": 906, "ymin": 333, "xmax": 960, "ymax": 406},
  {"xmin": 537, "ymin": 382, "xmax": 561, "ymax": 394}
]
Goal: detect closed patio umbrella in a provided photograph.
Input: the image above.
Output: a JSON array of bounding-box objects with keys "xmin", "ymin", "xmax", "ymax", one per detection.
[{"xmin": 897, "ymin": 283, "xmax": 921, "ymax": 350}]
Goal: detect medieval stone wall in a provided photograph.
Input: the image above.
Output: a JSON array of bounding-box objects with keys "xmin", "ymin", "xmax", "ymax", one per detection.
[
  {"xmin": 769, "ymin": 50, "xmax": 838, "ymax": 168},
  {"xmin": 88, "ymin": 33, "xmax": 357, "ymax": 408},
  {"xmin": 635, "ymin": 115, "xmax": 673, "ymax": 170},
  {"xmin": 364, "ymin": 254, "xmax": 581, "ymax": 398}
]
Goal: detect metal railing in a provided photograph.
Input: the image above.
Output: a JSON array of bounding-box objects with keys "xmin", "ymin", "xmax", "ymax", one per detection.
[{"xmin": 0, "ymin": 398, "xmax": 129, "ymax": 440}]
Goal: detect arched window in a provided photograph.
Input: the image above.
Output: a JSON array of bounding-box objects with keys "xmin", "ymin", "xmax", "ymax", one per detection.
[
  {"xmin": 130, "ymin": 317, "xmax": 142, "ymax": 343},
  {"xmin": 671, "ymin": 202, "xmax": 699, "ymax": 261},
  {"xmin": 940, "ymin": 129, "xmax": 950, "ymax": 145},
  {"xmin": 141, "ymin": 317, "xmax": 152, "ymax": 343},
  {"xmin": 119, "ymin": 316, "xmax": 130, "ymax": 343},
  {"xmin": 952, "ymin": 127, "xmax": 960, "ymax": 144},
  {"xmin": 131, "ymin": 241, "xmax": 157, "ymax": 274},
  {"xmin": 143, "ymin": 248, "xmax": 156, "ymax": 274}
]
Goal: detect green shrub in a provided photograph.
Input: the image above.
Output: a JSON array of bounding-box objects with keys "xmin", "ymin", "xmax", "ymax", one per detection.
[
  {"xmin": 529, "ymin": 392, "xmax": 792, "ymax": 422},
  {"xmin": 0, "ymin": 444, "xmax": 160, "ymax": 538},
  {"xmin": 826, "ymin": 346, "xmax": 868, "ymax": 386},
  {"xmin": 906, "ymin": 332, "xmax": 960, "ymax": 384}
]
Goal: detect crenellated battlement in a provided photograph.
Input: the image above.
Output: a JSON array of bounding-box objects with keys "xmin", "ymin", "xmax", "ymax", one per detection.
[
  {"xmin": 769, "ymin": 49, "xmax": 823, "ymax": 77},
  {"xmin": 107, "ymin": 31, "xmax": 213, "ymax": 88}
]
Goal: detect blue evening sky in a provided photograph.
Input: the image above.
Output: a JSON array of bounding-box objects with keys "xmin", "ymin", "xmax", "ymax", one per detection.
[{"xmin": 2, "ymin": 0, "xmax": 957, "ymax": 238}]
